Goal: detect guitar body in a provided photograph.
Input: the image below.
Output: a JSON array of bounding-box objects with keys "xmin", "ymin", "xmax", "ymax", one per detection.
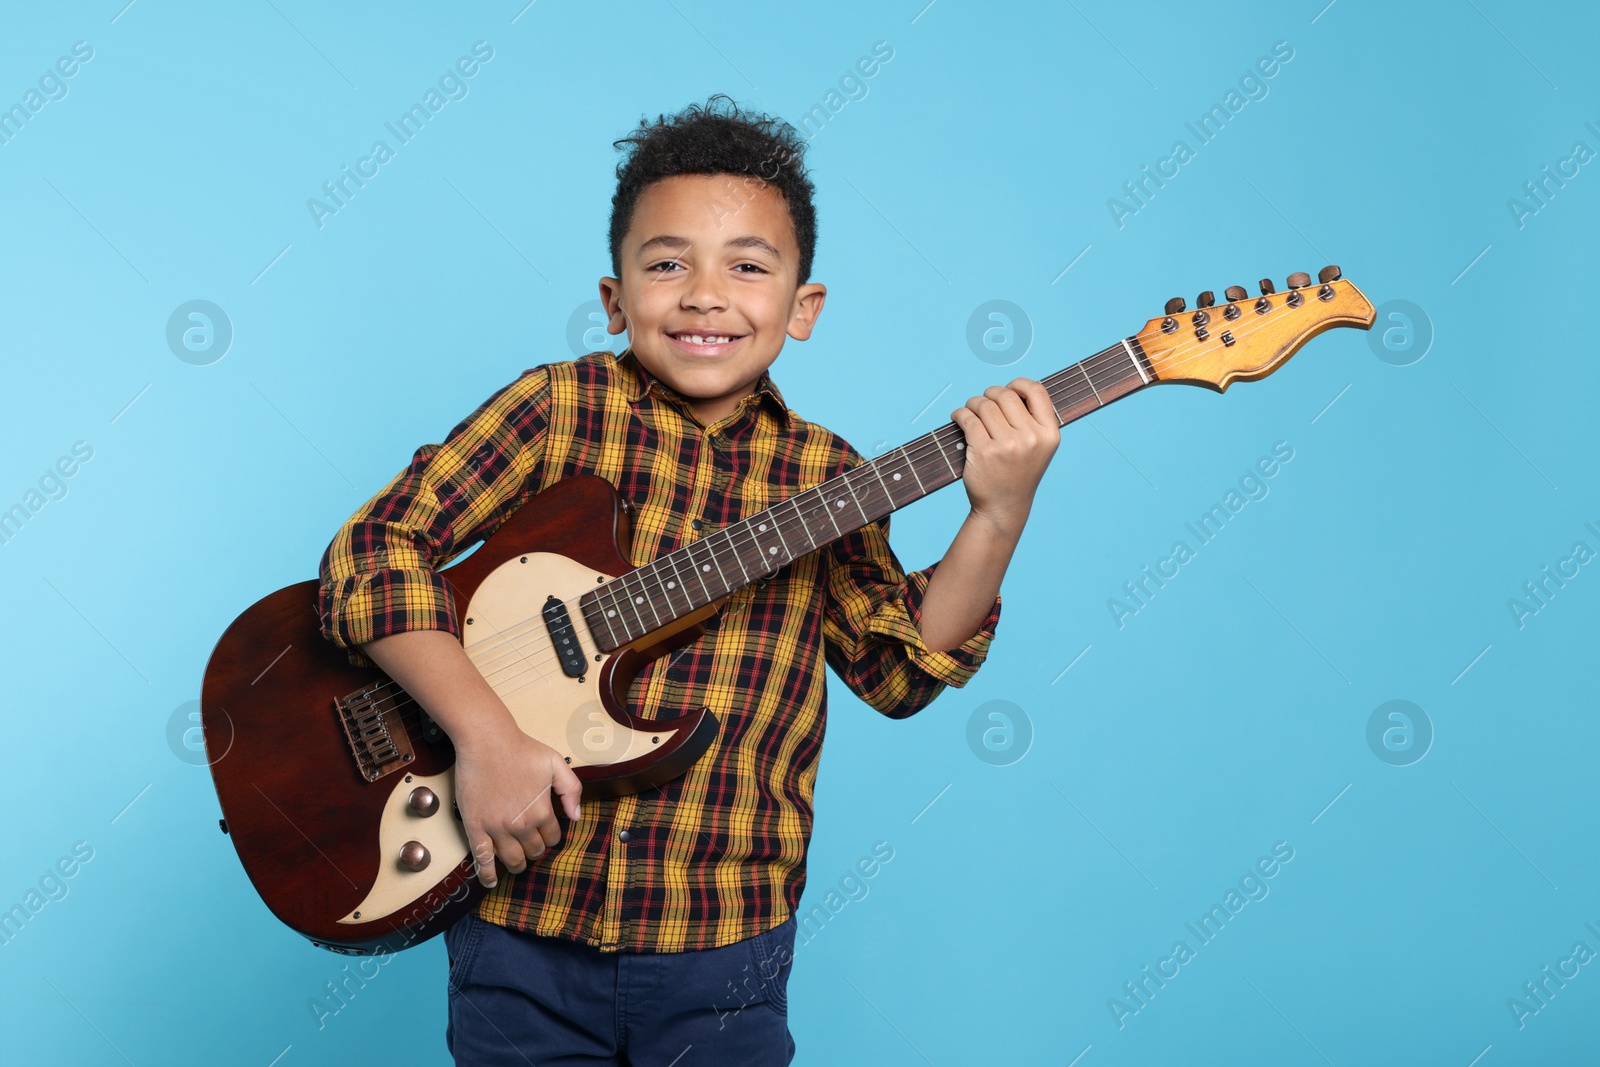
[{"xmin": 201, "ymin": 475, "xmax": 720, "ymax": 954}]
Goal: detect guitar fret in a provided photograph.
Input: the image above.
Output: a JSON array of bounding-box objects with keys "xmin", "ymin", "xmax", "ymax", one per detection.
[
  {"xmin": 706, "ymin": 532, "xmax": 734, "ymax": 594},
  {"xmin": 866, "ymin": 457, "xmax": 902, "ymax": 511},
  {"xmin": 612, "ymin": 574, "xmax": 643, "ymax": 638},
  {"xmin": 723, "ymin": 526, "xmax": 753, "ymax": 585},
  {"xmin": 807, "ymin": 483, "xmax": 843, "ymax": 541},
  {"xmin": 900, "ymin": 446, "xmax": 927, "ymax": 496},
  {"xmin": 602, "ymin": 584, "xmax": 625, "ymax": 647},
  {"xmin": 749, "ymin": 514, "xmax": 782, "ymax": 571},
  {"xmin": 770, "ymin": 504, "xmax": 794, "ymax": 559},
  {"xmin": 1078, "ymin": 362, "xmax": 1103, "ymax": 406},
  {"xmin": 783, "ymin": 495, "xmax": 819, "ymax": 555},
  {"xmin": 839, "ymin": 469, "xmax": 868, "ymax": 527},
  {"xmin": 660, "ymin": 551, "xmax": 692, "ymax": 616},
  {"xmin": 936, "ymin": 431, "xmax": 960, "ymax": 480},
  {"xmin": 687, "ymin": 538, "xmax": 715, "ymax": 604},
  {"xmin": 635, "ymin": 570, "xmax": 663, "ymax": 631}
]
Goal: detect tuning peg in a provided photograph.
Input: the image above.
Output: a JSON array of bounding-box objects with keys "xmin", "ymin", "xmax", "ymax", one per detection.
[
  {"xmin": 1258, "ymin": 278, "xmax": 1275, "ymax": 295},
  {"xmin": 1196, "ymin": 291, "xmax": 1215, "ymax": 309},
  {"xmin": 1318, "ymin": 264, "xmax": 1342, "ymax": 283},
  {"xmin": 1286, "ymin": 271, "xmax": 1311, "ymax": 289},
  {"xmin": 1224, "ymin": 285, "xmax": 1248, "ymax": 302},
  {"xmin": 1164, "ymin": 297, "xmax": 1186, "ymax": 315}
]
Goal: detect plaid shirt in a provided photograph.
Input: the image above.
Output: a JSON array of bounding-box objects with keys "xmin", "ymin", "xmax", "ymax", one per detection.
[{"xmin": 317, "ymin": 349, "xmax": 1001, "ymax": 952}]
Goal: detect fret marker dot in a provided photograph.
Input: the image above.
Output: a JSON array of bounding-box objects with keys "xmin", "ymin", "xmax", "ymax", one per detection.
[
  {"xmin": 702, "ymin": 564, "xmax": 711, "ymax": 571},
  {"xmin": 607, "ymin": 610, "xmax": 616, "ymax": 617},
  {"xmin": 893, "ymin": 472, "xmax": 902, "ymax": 480},
  {"xmin": 667, "ymin": 581, "xmax": 676, "ymax": 589},
  {"xmin": 758, "ymin": 522, "xmax": 767, "ymax": 532},
  {"xmin": 956, "ymin": 442, "xmax": 965, "ymax": 450},
  {"xmin": 635, "ymin": 596, "xmax": 644, "ymax": 604},
  {"xmin": 836, "ymin": 499, "xmax": 845, "ymax": 508},
  {"xmin": 769, "ymin": 547, "xmax": 778, "ymax": 555}
]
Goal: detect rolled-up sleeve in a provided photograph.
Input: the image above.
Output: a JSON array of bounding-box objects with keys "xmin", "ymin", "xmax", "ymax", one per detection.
[
  {"xmin": 821, "ymin": 514, "xmax": 1002, "ymax": 720},
  {"xmin": 317, "ymin": 367, "xmax": 552, "ymax": 666}
]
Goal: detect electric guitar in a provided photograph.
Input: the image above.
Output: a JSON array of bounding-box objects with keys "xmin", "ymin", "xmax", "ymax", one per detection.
[{"xmin": 201, "ymin": 267, "xmax": 1374, "ymax": 954}]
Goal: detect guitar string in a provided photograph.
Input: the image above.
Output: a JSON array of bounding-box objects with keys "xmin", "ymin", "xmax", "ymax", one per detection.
[
  {"xmin": 470, "ymin": 290, "xmax": 1312, "ymax": 681},
  {"xmin": 354, "ymin": 291, "xmax": 1331, "ymax": 728},
  {"xmin": 349, "ymin": 292, "xmax": 1336, "ymax": 725}
]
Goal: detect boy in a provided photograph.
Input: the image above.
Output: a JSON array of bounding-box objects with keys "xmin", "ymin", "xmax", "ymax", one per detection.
[{"xmin": 317, "ymin": 96, "xmax": 1060, "ymax": 1065}]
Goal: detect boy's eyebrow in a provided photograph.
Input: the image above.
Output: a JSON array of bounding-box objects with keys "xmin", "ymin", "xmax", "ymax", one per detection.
[{"xmin": 636, "ymin": 234, "xmax": 784, "ymax": 260}]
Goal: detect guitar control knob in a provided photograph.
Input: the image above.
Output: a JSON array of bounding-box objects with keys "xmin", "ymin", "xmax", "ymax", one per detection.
[
  {"xmin": 1224, "ymin": 285, "xmax": 1248, "ymax": 302},
  {"xmin": 399, "ymin": 841, "xmax": 431, "ymax": 872},
  {"xmin": 1164, "ymin": 297, "xmax": 1186, "ymax": 315},
  {"xmin": 408, "ymin": 787, "xmax": 440, "ymax": 817},
  {"xmin": 1196, "ymin": 291, "xmax": 1215, "ymax": 309},
  {"xmin": 1287, "ymin": 271, "xmax": 1312, "ymax": 289},
  {"xmin": 1258, "ymin": 278, "xmax": 1275, "ymax": 295},
  {"xmin": 1318, "ymin": 264, "xmax": 1342, "ymax": 283}
]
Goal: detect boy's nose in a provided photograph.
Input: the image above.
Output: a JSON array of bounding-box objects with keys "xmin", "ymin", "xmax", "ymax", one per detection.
[{"xmin": 681, "ymin": 275, "xmax": 729, "ymax": 313}]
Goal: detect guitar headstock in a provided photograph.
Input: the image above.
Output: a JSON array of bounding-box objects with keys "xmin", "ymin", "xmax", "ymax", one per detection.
[{"xmin": 1136, "ymin": 266, "xmax": 1375, "ymax": 392}]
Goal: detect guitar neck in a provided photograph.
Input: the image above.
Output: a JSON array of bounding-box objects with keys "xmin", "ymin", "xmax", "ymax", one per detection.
[{"xmin": 580, "ymin": 337, "xmax": 1156, "ymax": 651}]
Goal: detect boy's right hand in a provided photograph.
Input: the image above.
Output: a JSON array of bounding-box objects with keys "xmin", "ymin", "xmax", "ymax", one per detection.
[
  {"xmin": 454, "ymin": 722, "xmax": 583, "ymax": 888},
  {"xmin": 356, "ymin": 629, "xmax": 585, "ymax": 889}
]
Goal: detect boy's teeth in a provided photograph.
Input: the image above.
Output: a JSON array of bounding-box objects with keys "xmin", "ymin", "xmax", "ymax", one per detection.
[{"xmin": 682, "ymin": 334, "xmax": 732, "ymax": 344}]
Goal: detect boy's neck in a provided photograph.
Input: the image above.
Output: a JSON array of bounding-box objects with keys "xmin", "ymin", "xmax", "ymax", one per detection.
[{"xmin": 687, "ymin": 383, "xmax": 756, "ymax": 426}]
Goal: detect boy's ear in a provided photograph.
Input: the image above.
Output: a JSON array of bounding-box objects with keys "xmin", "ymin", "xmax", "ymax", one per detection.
[
  {"xmin": 786, "ymin": 282, "xmax": 827, "ymax": 342},
  {"xmin": 598, "ymin": 276, "xmax": 628, "ymax": 335}
]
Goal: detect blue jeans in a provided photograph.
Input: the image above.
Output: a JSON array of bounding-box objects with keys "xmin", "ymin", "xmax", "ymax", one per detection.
[{"xmin": 444, "ymin": 912, "xmax": 798, "ymax": 1065}]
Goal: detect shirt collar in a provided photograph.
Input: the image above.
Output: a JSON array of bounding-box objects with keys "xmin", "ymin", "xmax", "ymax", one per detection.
[{"xmin": 615, "ymin": 346, "xmax": 791, "ymax": 429}]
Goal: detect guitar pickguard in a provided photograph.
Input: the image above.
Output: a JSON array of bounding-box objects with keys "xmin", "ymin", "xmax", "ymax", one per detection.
[{"xmin": 339, "ymin": 552, "xmax": 684, "ymax": 924}]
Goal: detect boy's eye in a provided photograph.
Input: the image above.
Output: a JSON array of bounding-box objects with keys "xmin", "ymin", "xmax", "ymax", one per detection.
[
  {"xmin": 734, "ymin": 263, "xmax": 766, "ymax": 273},
  {"xmin": 648, "ymin": 260, "xmax": 684, "ymax": 272}
]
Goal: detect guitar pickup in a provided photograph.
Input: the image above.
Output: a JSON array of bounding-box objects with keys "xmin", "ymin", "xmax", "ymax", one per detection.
[{"xmin": 542, "ymin": 595, "xmax": 588, "ymax": 678}]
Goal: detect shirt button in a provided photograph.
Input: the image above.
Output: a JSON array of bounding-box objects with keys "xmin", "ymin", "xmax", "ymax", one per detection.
[
  {"xmin": 691, "ymin": 518, "xmax": 704, "ymax": 530},
  {"xmin": 618, "ymin": 829, "xmax": 632, "ymax": 843}
]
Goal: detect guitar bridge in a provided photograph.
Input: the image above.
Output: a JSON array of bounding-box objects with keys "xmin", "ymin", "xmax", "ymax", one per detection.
[{"xmin": 335, "ymin": 683, "xmax": 417, "ymax": 782}]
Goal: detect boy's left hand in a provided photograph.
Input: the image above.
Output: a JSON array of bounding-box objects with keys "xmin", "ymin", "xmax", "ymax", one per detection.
[{"xmin": 950, "ymin": 378, "xmax": 1062, "ymax": 537}]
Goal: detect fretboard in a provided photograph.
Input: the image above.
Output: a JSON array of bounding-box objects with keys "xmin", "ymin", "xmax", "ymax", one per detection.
[{"xmin": 580, "ymin": 337, "xmax": 1156, "ymax": 650}]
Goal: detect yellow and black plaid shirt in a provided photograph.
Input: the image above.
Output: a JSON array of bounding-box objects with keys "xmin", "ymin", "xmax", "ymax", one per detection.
[{"xmin": 317, "ymin": 349, "xmax": 1001, "ymax": 952}]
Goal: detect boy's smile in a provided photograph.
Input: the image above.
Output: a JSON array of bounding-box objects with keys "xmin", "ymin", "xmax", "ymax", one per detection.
[{"xmin": 599, "ymin": 174, "xmax": 826, "ymax": 425}]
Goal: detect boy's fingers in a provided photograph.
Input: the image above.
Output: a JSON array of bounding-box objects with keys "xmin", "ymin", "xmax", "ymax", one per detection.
[
  {"xmin": 489, "ymin": 828, "xmax": 529, "ymax": 876},
  {"xmin": 553, "ymin": 762, "xmax": 584, "ymax": 823},
  {"xmin": 468, "ymin": 828, "xmax": 502, "ymax": 888},
  {"xmin": 1010, "ymin": 378, "xmax": 1061, "ymax": 430},
  {"xmin": 1024, "ymin": 377, "xmax": 1062, "ymax": 431},
  {"xmin": 985, "ymin": 385, "xmax": 1033, "ymax": 430},
  {"xmin": 951, "ymin": 405, "xmax": 990, "ymax": 443},
  {"xmin": 967, "ymin": 395, "xmax": 1009, "ymax": 438}
]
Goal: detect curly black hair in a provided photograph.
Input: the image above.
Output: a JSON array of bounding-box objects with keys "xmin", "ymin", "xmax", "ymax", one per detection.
[{"xmin": 608, "ymin": 95, "xmax": 818, "ymax": 284}]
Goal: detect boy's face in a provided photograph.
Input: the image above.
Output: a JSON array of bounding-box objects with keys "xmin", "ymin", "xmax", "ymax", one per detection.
[{"xmin": 600, "ymin": 174, "xmax": 825, "ymax": 425}]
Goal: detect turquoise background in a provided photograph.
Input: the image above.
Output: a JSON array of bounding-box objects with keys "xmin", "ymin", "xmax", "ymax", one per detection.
[{"xmin": 2, "ymin": 1, "xmax": 1596, "ymax": 1064}]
